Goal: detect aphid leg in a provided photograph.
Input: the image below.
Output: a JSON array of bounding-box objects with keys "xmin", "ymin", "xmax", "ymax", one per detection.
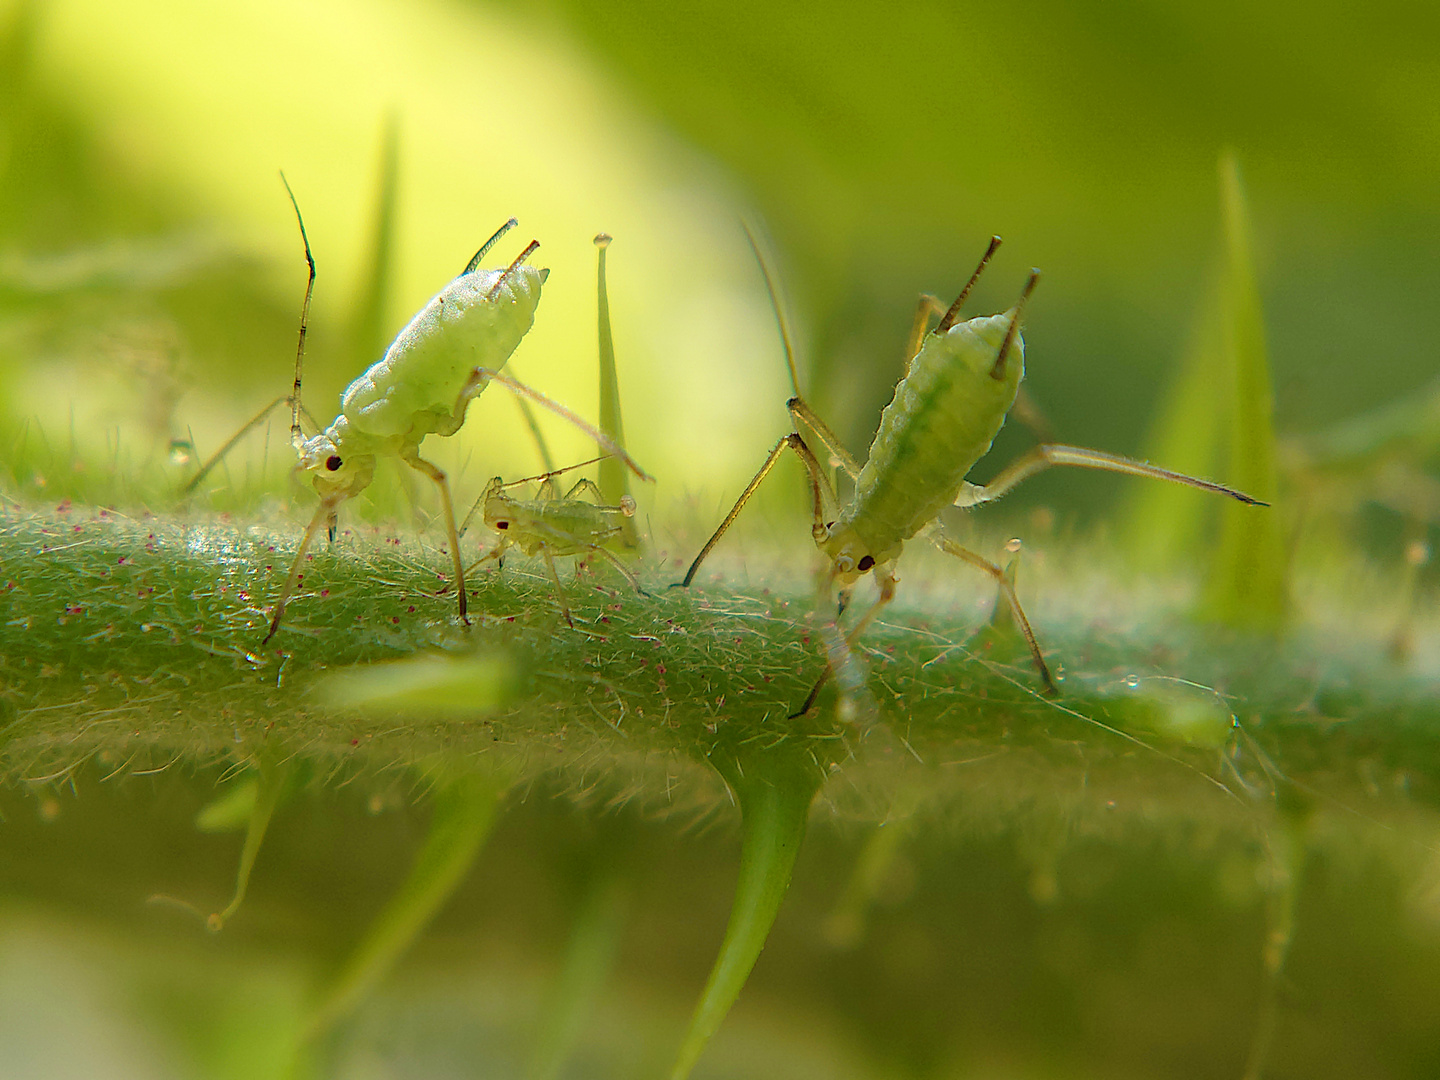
[
  {"xmin": 540, "ymin": 548, "xmax": 575, "ymax": 628},
  {"xmin": 464, "ymin": 535, "xmax": 509, "ymax": 576},
  {"xmin": 263, "ymin": 492, "xmax": 344, "ymax": 644},
  {"xmin": 400, "ymin": 449, "xmax": 470, "ymax": 626},
  {"xmin": 954, "ymin": 444, "xmax": 1268, "ymax": 509},
  {"xmin": 676, "ymin": 433, "xmax": 835, "ymax": 587},
  {"xmin": 182, "ymin": 395, "xmax": 291, "ymax": 495},
  {"xmin": 787, "ymin": 398, "xmax": 862, "ymax": 481},
  {"xmin": 933, "ymin": 536, "xmax": 1057, "ymax": 695},
  {"xmin": 457, "ymin": 368, "xmax": 652, "ymax": 482},
  {"xmin": 562, "ymin": 477, "xmax": 605, "ymax": 503},
  {"xmin": 590, "ymin": 544, "xmax": 650, "ymax": 598},
  {"xmin": 794, "ymin": 566, "xmax": 900, "ymax": 716}
]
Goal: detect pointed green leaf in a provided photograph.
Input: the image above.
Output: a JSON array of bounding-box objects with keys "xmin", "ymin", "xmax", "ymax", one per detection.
[
  {"xmin": 301, "ymin": 772, "xmax": 505, "ymax": 1046},
  {"xmin": 1203, "ymin": 151, "xmax": 1289, "ymax": 631},
  {"xmin": 1118, "ymin": 277, "xmax": 1226, "ymax": 568},
  {"xmin": 595, "ymin": 233, "xmax": 639, "ymax": 548}
]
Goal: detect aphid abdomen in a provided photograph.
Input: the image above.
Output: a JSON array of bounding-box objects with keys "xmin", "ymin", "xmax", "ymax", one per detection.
[
  {"xmin": 342, "ymin": 265, "xmax": 545, "ymax": 438},
  {"xmin": 841, "ymin": 312, "xmax": 1023, "ymax": 550}
]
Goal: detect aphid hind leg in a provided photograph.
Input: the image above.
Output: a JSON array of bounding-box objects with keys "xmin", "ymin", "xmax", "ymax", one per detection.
[
  {"xmin": 954, "ymin": 444, "xmax": 1268, "ymax": 509},
  {"xmin": 591, "ymin": 544, "xmax": 650, "ymax": 598},
  {"xmin": 675, "ymin": 432, "xmax": 835, "ymax": 588},
  {"xmin": 933, "ymin": 536, "xmax": 1057, "ymax": 695},
  {"xmin": 401, "ymin": 449, "xmax": 470, "ymax": 625},
  {"xmin": 456, "ymin": 367, "xmax": 652, "ymax": 482}
]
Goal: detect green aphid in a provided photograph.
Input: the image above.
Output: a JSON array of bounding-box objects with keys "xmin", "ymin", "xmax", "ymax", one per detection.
[
  {"xmin": 463, "ymin": 456, "xmax": 645, "ymax": 627},
  {"xmin": 186, "ymin": 178, "xmax": 649, "ymax": 643},
  {"xmin": 680, "ymin": 235, "xmax": 1267, "ymax": 711}
]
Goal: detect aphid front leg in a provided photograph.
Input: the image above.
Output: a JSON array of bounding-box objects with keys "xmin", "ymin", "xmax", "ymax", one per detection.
[
  {"xmin": 263, "ymin": 492, "xmax": 346, "ymax": 645},
  {"xmin": 795, "ymin": 565, "xmax": 899, "ymax": 716},
  {"xmin": 399, "ymin": 448, "xmax": 470, "ymax": 624},
  {"xmin": 676, "ymin": 432, "xmax": 835, "ymax": 587}
]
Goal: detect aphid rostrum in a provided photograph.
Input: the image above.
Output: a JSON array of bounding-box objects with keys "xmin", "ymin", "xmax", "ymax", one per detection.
[
  {"xmin": 186, "ymin": 180, "xmax": 649, "ymax": 642},
  {"xmin": 678, "ymin": 235, "xmax": 1267, "ymax": 711}
]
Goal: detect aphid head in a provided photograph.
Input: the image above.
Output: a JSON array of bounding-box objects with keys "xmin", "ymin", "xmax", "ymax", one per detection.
[
  {"xmin": 481, "ymin": 477, "xmax": 516, "ymax": 532},
  {"xmin": 295, "ymin": 421, "xmax": 375, "ymax": 498},
  {"xmin": 821, "ymin": 526, "xmax": 885, "ymax": 588}
]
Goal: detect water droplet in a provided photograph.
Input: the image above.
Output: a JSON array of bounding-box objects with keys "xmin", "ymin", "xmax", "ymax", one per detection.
[
  {"xmin": 1005, "ymin": 537, "xmax": 1023, "ymax": 553},
  {"xmin": 1123, "ymin": 674, "xmax": 1141, "ymax": 689},
  {"xmin": 168, "ymin": 439, "xmax": 193, "ymax": 466}
]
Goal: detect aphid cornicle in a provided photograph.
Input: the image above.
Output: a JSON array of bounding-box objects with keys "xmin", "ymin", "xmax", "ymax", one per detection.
[
  {"xmin": 678, "ymin": 235, "xmax": 1268, "ymax": 712},
  {"xmin": 187, "ymin": 180, "xmax": 649, "ymax": 643}
]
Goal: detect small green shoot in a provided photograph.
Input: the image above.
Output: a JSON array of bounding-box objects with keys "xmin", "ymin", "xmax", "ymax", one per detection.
[
  {"xmin": 528, "ymin": 873, "xmax": 629, "ymax": 1080},
  {"xmin": 206, "ymin": 758, "xmax": 294, "ymax": 932},
  {"xmin": 301, "ymin": 772, "xmax": 507, "ymax": 1047},
  {"xmin": 668, "ymin": 745, "xmax": 823, "ymax": 1080}
]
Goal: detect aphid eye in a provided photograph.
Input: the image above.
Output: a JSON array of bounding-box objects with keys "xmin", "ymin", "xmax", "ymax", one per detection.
[
  {"xmin": 495, "ymin": 520, "xmax": 509, "ymax": 530},
  {"xmin": 325, "ymin": 455, "xmax": 343, "ymax": 471},
  {"xmin": 857, "ymin": 555, "xmax": 875, "ymax": 572}
]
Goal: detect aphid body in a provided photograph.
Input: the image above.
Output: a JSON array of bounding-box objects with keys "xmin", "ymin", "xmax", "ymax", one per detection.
[
  {"xmin": 680, "ymin": 235, "xmax": 1266, "ymax": 709},
  {"xmin": 294, "ymin": 258, "xmax": 548, "ymax": 507},
  {"xmin": 822, "ymin": 311, "xmax": 1021, "ymax": 584},
  {"xmin": 467, "ymin": 463, "xmax": 644, "ymax": 626}
]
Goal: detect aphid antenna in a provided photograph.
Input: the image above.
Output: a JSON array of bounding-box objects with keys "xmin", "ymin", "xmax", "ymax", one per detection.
[
  {"xmin": 742, "ymin": 221, "xmax": 803, "ymax": 399},
  {"xmin": 484, "ymin": 239, "xmax": 541, "ymax": 301},
  {"xmin": 934, "ymin": 235, "xmax": 1003, "ymax": 334},
  {"xmin": 278, "ymin": 172, "xmax": 316, "ymax": 454},
  {"xmin": 500, "ymin": 453, "xmax": 613, "ymax": 489},
  {"xmin": 463, "ymin": 217, "xmax": 519, "ymax": 275},
  {"xmin": 990, "ymin": 269, "xmax": 1040, "ymax": 381}
]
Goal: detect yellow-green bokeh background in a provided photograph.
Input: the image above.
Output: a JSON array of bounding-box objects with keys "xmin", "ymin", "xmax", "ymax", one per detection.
[
  {"xmin": 6, "ymin": 0, "xmax": 1437, "ymax": 517},
  {"xmin": 4, "ymin": 1, "xmax": 1440, "ymax": 1078}
]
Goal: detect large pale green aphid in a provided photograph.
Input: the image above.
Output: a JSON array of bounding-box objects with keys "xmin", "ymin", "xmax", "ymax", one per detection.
[
  {"xmin": 187, "ymin": 181, "xmax": 649, "ymax": 643},
  {"xmin": 679, "ymin": 235, "xmax": 1267, "ymax": 710}
]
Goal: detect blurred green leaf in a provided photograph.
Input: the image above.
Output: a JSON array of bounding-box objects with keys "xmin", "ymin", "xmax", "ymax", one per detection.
[{"xmin": 1203, "ymin": 151, "xmax": 1289, "ymax": 631}]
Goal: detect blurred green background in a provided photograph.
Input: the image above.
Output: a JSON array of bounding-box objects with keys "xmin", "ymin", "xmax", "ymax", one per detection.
[{"xmin": 3, "ymin": 0, "xmax": 1439, "ymax": 1076}]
